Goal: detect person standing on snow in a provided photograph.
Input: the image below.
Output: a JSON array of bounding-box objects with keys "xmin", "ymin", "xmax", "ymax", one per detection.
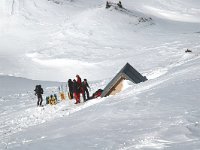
[
  {"xmin": 34, "ymin": 85, "xmax": 44, "ymax": 106},
  {"xmin": 76, "ymin": 74, "xmax": 84, "ymax": 100},
  {"xmin": 82, "ymin": 79, "xmax": 91, "ymax": 101},
  {"xmin": 117, "ymin": 1, "xmax": 122, "ymax": 8},
  {"xmin": 76, "ymin": 75, "xmax": 82, "ymax": 87},
  {"xmin": 68, "ymin": 79, "xmax": 73, "ymax": 99},
  {"xmin": 73, "ymin": 79, "xmax": 80, "ymax": 104},
  {"xmin": 106, "ymin": 1, "xmax": 111, "ymax": 9}
]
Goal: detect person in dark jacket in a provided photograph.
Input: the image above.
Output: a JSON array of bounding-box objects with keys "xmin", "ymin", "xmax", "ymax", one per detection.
[
  {"xmin": 117, "ymin": 1, "xmax": 122, "ymax": 8},
  {"xmin": 68, "ymin": 79, "xmax": 73, "ymax": 99},
  {"xmin": 34, "ymin": 85, "xmax": 44, "ymax": 106},
  {"xmin": 106, "ymin": 1, "xmax": 111, "ymax": 9},
  {"xmin": 82, "ymin": 79, "xmax": 90, "ymax": 101},
  {"xmin": 73, "ymin": 79, "xmax": 80, "ymax": 104}
]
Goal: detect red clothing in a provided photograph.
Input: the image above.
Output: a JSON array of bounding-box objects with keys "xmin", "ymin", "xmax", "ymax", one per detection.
[
  {"xmin": 76, "ymin": 75, "xmax": 83, "ymax": 93},
  {"xmin": 76, "ymin": 76, "xmax": 82, "ymax": 85},
  {"xmin": 74, "ymin": 93, "xmax": 80, "ymax": 104}
]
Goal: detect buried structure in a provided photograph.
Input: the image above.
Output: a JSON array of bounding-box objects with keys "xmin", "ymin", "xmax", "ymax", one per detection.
[{"xmin": 101, "ymin": 63, "xmax": 147, "ymax": 97}]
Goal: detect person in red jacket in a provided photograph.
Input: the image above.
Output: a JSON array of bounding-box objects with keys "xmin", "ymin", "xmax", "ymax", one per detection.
[
  {"xmin": 76, "ymin": 75, "xmax": 82, "ymax": 85},
  {"xmin": 76, "ymin": 74, "xmax": 84, "ymax": 100},
  {"xmin": 73, "ymin": 79, "xmax": 80, "ymax": 104}
]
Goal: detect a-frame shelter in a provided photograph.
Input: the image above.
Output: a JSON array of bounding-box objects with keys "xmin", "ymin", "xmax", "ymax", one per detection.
[{"xmin": 101, "ymin": 63, "xmax": 147, "ymax": 97}]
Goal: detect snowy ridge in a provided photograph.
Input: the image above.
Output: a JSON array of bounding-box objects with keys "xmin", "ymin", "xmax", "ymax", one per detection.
[{"xmin": 0, "ymin": 75, "xmax": 61, "ymax": 96}]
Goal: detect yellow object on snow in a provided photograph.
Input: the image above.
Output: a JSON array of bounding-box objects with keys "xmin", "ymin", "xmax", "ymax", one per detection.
[
  {"xmin": 49, "ymin": 97, "xmax": 57, "ymax": 105},
  {"xmin": 60, "ymin": 92, "xmax": 66, "ymax": 100}
]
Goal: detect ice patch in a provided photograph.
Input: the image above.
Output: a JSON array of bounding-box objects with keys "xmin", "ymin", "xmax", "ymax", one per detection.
[
  {"xmin": 27, "ymin": 52, "xmax": 96, "ymax": 68},
  {"xmin": 119, "ymin": 137, "xmax": 172, "ymax": 150},
  {"xmin": 31, "ymin": 57, "xmax": 96, "ymax": 68},
  {"xmin": 134, "ymin": 137, "xmax": 171, "ymax": 149}
]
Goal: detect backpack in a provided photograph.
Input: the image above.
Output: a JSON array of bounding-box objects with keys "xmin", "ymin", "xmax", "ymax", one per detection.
[
  {"xmin": 35, "ymin": 85, "xmax": 43, "ymax": 95},
  {"xmin": 92, "ymin": 89, "xmax": 103, "ymax": 98}
]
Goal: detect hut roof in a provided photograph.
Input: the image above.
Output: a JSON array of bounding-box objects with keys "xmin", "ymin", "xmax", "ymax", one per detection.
[{"xmin": 101, "ymin": 63, "xmax": 147, "ymax": 97}]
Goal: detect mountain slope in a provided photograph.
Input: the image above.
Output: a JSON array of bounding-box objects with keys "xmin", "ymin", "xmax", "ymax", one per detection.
[
  {"xmin": 0, "ymin": 0, "xmax": 200, "ymax": 149},
  {"xmin": 0, "ymin": 0, "xmax": 200, "ymax": 81},
  {"xmin": 1, "ymin": 53, "xmax": 200, "ymax": 150}
]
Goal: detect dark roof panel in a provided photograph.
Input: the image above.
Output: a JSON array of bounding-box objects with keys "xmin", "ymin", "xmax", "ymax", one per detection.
[{"xmin": 101, "ymin": 63, "xmax": 147, "ymax": 97}]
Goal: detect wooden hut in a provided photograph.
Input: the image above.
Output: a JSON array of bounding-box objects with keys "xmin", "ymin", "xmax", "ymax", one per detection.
[{"xmin": 101, "ymin": 63, "xmax": 147, "ymax": 97}]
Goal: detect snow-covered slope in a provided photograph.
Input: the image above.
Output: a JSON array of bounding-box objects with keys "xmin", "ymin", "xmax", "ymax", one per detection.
[
  {"xmin": 1, "ymin": 52, "xmax": 200, "ymax": 150},
  {"xmin": 0, "ymin": 0, "xmax": 200, "ymax": 149},
  {"xmin": 1, "ymin": 0, "xmax": 200, "ymax": 81}
]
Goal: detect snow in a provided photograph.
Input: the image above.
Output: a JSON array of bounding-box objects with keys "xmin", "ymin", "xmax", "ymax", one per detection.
[
  {"xmin": 0, "ymin": 0, "xmax": 200, "ymax": 149},
  {"xmin": 0, "ymin": 75, "xmax": 61, "ymax": 96}
]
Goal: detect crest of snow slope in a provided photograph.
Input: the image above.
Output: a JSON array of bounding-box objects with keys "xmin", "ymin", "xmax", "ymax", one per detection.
[
  {"xmin": 1, "ymin": 52, "xmax": 200, "ymax": 150},
  {"xmin": 0, "ymin": 75, "xmax": 61, "ymax": 96},
  {"xmin": 0, "ymin": 0, "xmax": 200, "ymax": 81},
  {"xmin": 127, "ymin": 0, "xmax": 200, "ymax": 23}
]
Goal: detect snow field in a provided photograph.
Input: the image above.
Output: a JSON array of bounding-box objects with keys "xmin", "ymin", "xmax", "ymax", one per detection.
[
  {"xmin": 1, "ymin": 52, "xmax": 200, "ymax": 149},
  {"xmin": 1, "ymin": 0, "xmax": 199, "ymax": 81},
  {"xmin": 0, "ymin": 0, "xmax": 200, "ymax": 149}
]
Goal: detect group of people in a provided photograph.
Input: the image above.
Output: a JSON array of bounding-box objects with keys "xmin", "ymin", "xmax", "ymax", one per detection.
[
  {"xmin": 68, "ymin": 75, "xmax": 91, "ymax": 104},
  {"xmin": 106, "ymin": 1, "xmax": 123, "ymax": 9},
  {"xmin": 34, "ymin": 75, "xmax": 103, "ymax": 106},
  {"xmin": 185, "ymin": 49, "xmax": 192, "ymax": 53}
]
